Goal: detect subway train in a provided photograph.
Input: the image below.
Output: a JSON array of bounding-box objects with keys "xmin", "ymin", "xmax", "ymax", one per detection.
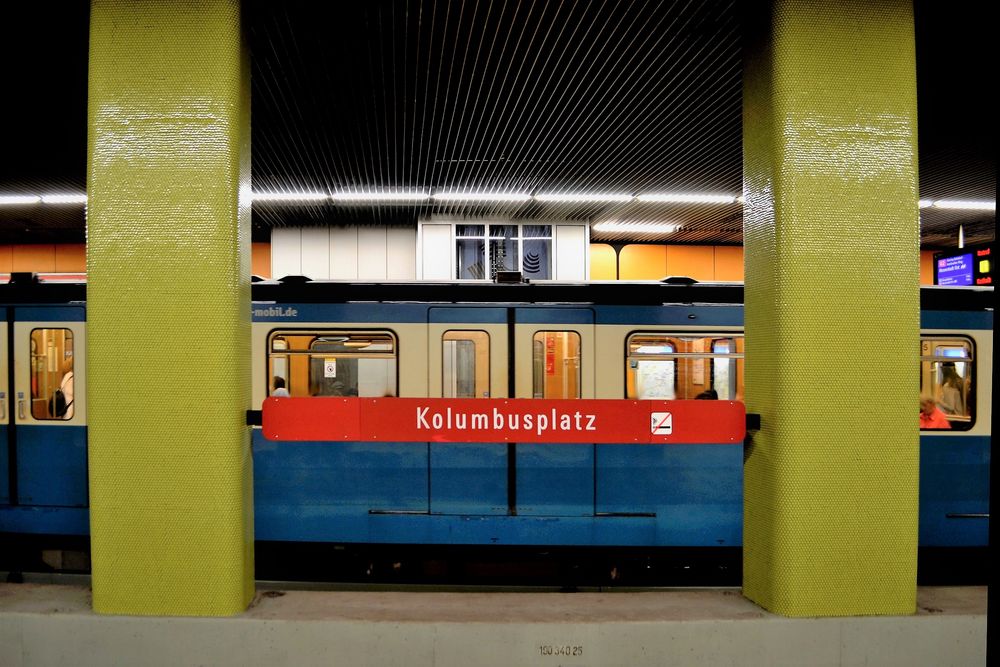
[{"xmin": 0, "ymin": 274, "xmax": 991, "ymax": 583}]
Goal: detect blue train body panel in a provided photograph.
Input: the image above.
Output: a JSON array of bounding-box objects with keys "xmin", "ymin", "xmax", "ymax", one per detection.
[
  {"xmin": 251, "ymin": 431, "xmax": 744, "ymax": 546},
  {"xmin": 16, "ymin": 426, "xmax": 88, "ymax": 507},
  {"xmin": 0, "ymin": 426, "xmax": 9, "ymax": 504},
  {"xmin": 918, "ymin": 435, "xmax": 990, "ymax": 546}
]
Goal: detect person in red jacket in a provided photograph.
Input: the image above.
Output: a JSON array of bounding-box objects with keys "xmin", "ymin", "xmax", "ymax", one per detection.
[{"xmin": 920, "ymin": 395, "xmax": 951, "ymax": 430}]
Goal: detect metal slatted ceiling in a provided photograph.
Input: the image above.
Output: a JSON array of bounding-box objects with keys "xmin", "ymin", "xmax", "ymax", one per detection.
[{"xmin": 0, "ymin": 1, "xmax": 994, "ymax": 248}]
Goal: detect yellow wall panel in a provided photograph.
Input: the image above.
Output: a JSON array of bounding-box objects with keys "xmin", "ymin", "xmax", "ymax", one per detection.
[
  {"xmin": 743, "ymin": 0, "xmax": 919, "ymax": 617},
  {"xmin": 618, "ymin": 244, "xmax": 666, "ymax": 280},
  {"xmin": 714, "ymin": 246, "xmax": 744, "ymax": 281},
  {"xmin": 87, "ymin": 0, "xmax": 252, "ymax": 616},
  {"xmin": 589, "ymin": 244, "xmax": 617, "ymax": 280},
  {"xmin": 666, "ymin": 245, "xmax": 715, "ymax": 281}
]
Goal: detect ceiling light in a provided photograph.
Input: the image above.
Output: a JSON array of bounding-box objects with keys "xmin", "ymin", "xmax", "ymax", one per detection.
[
  {"xmin": 592, "ymin": 221, "xmax": 681, "ymax": 234},
  {"xmin": 534, "ymin": 193, "xmax": 633, "ymax": 203},
  {"xmin": 332, "ymin": 191, "xmax": 429, "ymax": 202},
  {"xmin": 432, "ymin": 192, "xmax": 531, "ymax": 202},
  {"xmin": 0, "ymin": 195, "xmax": 41, "ymax": 205},
  {"xmin": 41, "ymin": 194, "xmax": 88, "ymax": 204},
  {"xmin": 918, "ymin": 199, "xmax": 934, "ymax": 209},
  {"xmin": 252, "ymin": 191, "xmax": 328, "ymax": 202},
  {"xmin": 637, "ymin": 193, "xmax": 736, "ymax": 204},
  {"xmin": 932, "ymin": 199, "xmax": 995, "ymax": 211}
]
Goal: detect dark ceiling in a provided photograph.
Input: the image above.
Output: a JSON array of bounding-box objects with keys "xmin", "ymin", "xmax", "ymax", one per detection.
[{"xmin": 0, "ymin": 1, "xmax": 994, "ymax": 247}]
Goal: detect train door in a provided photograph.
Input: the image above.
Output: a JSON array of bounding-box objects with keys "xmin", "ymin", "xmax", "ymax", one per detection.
[
  {"xmin": 1, "ymin": 308, "xmax": 8, "ymax": 504},
  {"xmin": 427, "ymin": 307, "xmax": 508, "ymax": 514},
  {"xmin": 10, "ymin": 307, "xmax": 87, "ymax": 507},
  {"xmin": 514, "ymin": 308, "xmax": 595, "ymax": 516}
]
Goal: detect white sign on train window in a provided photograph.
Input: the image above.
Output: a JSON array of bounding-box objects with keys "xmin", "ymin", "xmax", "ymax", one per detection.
[
  {"xmin": 324, "ymin": 359, "xmax": 337, "ymax": 378},
  {"xmin": 651, "ymin": 412, "xmax": 673, "ymax": 435}
]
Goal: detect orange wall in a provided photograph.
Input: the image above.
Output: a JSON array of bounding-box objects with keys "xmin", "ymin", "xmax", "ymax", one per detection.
[
  {"xmin": 589, "ymin": 243, "xmax": 617, "ymax": 280},
  {"xmin": 0, "ymin": 241, "xmax": 940, "ymax": 286},
  {"xmin": 252, "ymin": 242, "xmax": 272, "ymax": 278},
  {"xmin": 0, "ymin": 244, "xmax": 86, "ymax": 273},
  {"xmin": 920, "ymin": 250, "xmax": 935, "ymax": 285},
  {"xmin": 597, "ymin": 244, "xmax": 936, "ymax": 285}
]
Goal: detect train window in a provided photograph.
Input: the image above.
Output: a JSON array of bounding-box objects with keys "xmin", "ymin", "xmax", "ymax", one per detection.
[
  {"xmin": 454, "ymin": 223, "xmax": 552, "ymax": 280},
  {"xmin": 532, "ymin": 331, "xmax": 581, "ymax": 399},
  {"xmin": 29, "ymin": 328, "xmax": 75, "ymax": 420},
  {"xmin": 626, "ymin": 333, "xmax": 744, "ymax": 400},
  {"xmin": 267, "ymin": 331, "xmax": 397, "ymax": 398},
  {"xmin": 442, "ymin": 331, "xmax": 490, "ymax": 398},
  {"xmin": 920, "ymin": 337, "xmax": 974, "ymax": 430}
]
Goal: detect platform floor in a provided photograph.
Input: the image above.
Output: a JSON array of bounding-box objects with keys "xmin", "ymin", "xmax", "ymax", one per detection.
[{"xmin": 0, "ymin": 583, "xmax": 986, "ymax": 666}]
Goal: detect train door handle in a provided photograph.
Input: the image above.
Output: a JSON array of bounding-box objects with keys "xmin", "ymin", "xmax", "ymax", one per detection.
[
  {"xmin": 18, "ymin": 398, "xmax": 26, "ymax": 420},
  {"xmin": 0, "ymin": 394, "xmax": 5, "ymax": 420}
]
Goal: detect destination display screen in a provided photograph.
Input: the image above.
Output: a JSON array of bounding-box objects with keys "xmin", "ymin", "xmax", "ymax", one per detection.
[
  {"xmin": 936, "ymin": 253, "xmax": 974, "ymax": 285},
  {"xmin": 934, "ymin": 244, "xmax": 993, "ymax": 286}
]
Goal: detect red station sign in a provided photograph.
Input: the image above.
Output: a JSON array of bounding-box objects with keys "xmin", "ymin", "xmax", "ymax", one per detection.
[{"xmin": 262, "ymin": 397, "xmax": 746, "ymax": 445}]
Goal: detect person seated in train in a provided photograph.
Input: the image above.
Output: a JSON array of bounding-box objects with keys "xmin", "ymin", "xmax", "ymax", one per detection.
[
  {"xmin": 937, "ymin": 362, "xmax": 965, "ymax": 416},
  {"xmin": 57, "ymin": 357, "xmax": 74, "ymax": 419},
  {"xmin": 695, "ymin": 389, "xmax": 718, "ymax": 400},
  {"xmin": 271, "ymin": 376, "xmax": 290, "ymax": 397},
  {"xmin": 920, "ymin": 395, "xmax": 951, "ymax": 429}
]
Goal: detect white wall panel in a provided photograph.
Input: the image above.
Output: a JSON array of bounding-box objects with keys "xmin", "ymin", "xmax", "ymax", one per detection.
[
  {"xmin": 358, "ymin": 227, "xmax": 388, "ymax": 280},
  {"xmin": 300, "ymin": 228, "xmax": 331, "ymax": 279},
  {"xmin": 420, "ymin": 224, "xmax": 452, "ymax": 280},
  {"xmin": 555, "ymin": 225, "xmax": 587, "ymax": 280},
  {"xmin": 270, "ymin": 227, "xmax": 302, "ymax": 278},
  {"xmin": 329, "ymin": 227, "xmax": 359, "ymax": 279},
  {"xmin": 386, "ymin": 227, "xmax": 417, "ymax": 279}
]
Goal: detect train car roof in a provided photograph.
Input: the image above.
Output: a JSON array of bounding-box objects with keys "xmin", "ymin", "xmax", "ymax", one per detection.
[{"xmin": 0, "ymin": 273, "xmax": 992, "ymax": 311}]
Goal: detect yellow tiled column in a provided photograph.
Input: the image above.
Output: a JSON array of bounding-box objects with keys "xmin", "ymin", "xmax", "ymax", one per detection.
[
  {"xmin": 87, "ymin": 0, "xmax": 253, "ymax": 615},
  {"xmin": 742, "ymin": 0, "xmax": 919, "ymax": 616}
]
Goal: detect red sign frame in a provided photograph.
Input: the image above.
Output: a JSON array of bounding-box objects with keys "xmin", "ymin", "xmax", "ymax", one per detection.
[{"xmin": 262, "ymin": 397, "xmax": 745, "ymax": 445}]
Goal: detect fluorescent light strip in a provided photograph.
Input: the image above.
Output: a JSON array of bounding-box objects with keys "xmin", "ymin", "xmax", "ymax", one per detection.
[
  {"xmin": 251, "ymin": 191, "xmax": 328, "ymax": 202},
  {"xmin": 432, "ymin": 192, "xmax": 531, "ymax": 202},
  {"xmin": 592, "ymin": 221, "xmax": 681, "ymax": 234},
  {"xmin": 534, "ymin": 193, "xmax": 633, "ymax": 203},
  {"xmin": 41, "ymin": 194, "xmax": 88, "ymax": 204},
  {"xmin": 637, "ymin": 193, "xmax": 736, "ymax": 204},
  {"xmin": 918, "ymin": 199, "xmax": 934, "ymax": 209},
  {"xmin": 932, "ymin": 199, "xmax": 995, "ymax": 211},
  {"xmin": 0, "ymin": 195, "xmax": 42, "ymax": 205},
  {"xmin": 332, "ymin": 191, "xmax": 429, "ymax": 202}
]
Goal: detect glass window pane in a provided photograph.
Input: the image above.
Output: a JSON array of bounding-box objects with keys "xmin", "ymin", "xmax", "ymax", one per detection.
[
  {"xmin": 442, "ymin": 331, "xmax": 490, "ymax": 398},
  {"xmin": 267, "ymin": 331, "xmax": 397, "ymax": 398},
  {"xmin": 30, "ymin": 328, "xmax": 74, "ymax": 420},
  {"xmin": 522, "ymin": 225, "xmax": 551, "ymax": 238},
  {"xmin": 522, "ymin": 238, "xmax": 551, "ymax": 279},
  {"xmin": 456, "ymin": 224, "xmax": 484, "ymax": 237},
  {"xmin": 489, "ymin": 238, "xmax": 519, "ymax": 278},
  {"xmin": 532, "ymin": 331, "xmax": 581, "ymax": 399},
  {"xmin": 456, "ymin": 239, "xmax": 486, "ymax": 279},
  {"xmin": 489, "ymin": 224, "xmax": 517, "ymax": 239},
  {"xmin": 626, "ymin": 333, "xmax": 744, "ymax": 400}
]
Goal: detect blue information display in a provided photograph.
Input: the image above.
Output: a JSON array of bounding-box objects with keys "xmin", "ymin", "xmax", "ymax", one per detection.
[
  {"xmin": 934, "ymin": 243, "xmax": 993, "ymax": 287},
  {"xmin": 936, "ymin": 253, "xmax": 973, "ymax": 286}
]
